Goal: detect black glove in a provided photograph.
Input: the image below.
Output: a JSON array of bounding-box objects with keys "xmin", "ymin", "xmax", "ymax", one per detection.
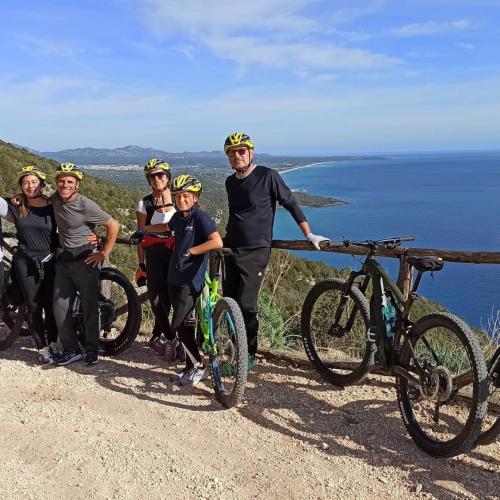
[
  {"xmin": 176, "ymin": 251, "xmax": 192, "ymax": 271},
  {"xmin": 130, "ymin": 229, "xmax": 146, "ymax": 245}
]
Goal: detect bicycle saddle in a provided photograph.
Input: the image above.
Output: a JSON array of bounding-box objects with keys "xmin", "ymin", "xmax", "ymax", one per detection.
[{"xmin": 406, "ymin": 255, "xmax": 444, "ymax": 272}]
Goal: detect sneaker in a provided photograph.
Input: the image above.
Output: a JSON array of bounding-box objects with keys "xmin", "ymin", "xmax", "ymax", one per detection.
[
  {"xmin": 85, "ymin": 350, "xmax": 99, "ymax": 365},
  {"xmin": 148, "ymin": 336, "xmax": 162, "ymax": 349},
  {"xmin": 38, "ymin": 346, "xmax": 55, "ymax": 365},
  {"xmin": 49, "ymin": 342, "xmax": 61, "ymax": 358},
  {"xmin": 170, "ymin": 366, "xmax": 191, "ymax": 383},
  {"xmin": 55, "ymin": 350, "xmax": 83, "ymax": 366},
  {"xmin": 247, "ymin": 354, "xmax": 256, "ymax": 373},
  {"xmin": 152, "ymin": 341, "xmax": 166, "ymax": 356},
  {"xmin": 180, "ymin": 365, "xmax": 208, "ymax": 386},
  {"xmin": 164, "ymin": 338, "xmax": 183, "ymax": 363}
]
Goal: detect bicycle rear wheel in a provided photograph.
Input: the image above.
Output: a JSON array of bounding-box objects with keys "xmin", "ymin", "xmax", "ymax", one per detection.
[
  {"xmin": 301, "ymin": 278, "xmax": 372, "ymax": 386},
  {"xmin": 477, "ymin": 346, "xmax": 500, "ymax": 446},
  {"xmin": 74, "ymin": 267, "xmax": 141, "ymax": 355},
  {"xmin": 0, "ymin": 303, "xmax": 26, "ymax": 350},
  {"xmin": 209, "ymin": 297, "xmax": 247, "ymax": 408},
  {"xmin": 397, "ymin": 312, "xmax": 489, "ymax": 457}
]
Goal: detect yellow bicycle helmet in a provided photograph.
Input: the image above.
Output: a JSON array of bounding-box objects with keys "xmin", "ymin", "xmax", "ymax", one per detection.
[
  {"xmin": 54, "ymin": 162, "xmax": 83, "ymax": 180},
  {"xmin": 143, "ymin": 158, "xmax": 171, "ymax": 178},
  {"xmin": 171, "ymin": 174, "xmax": 202, "ymax": 195},
  {"xmin": 224, "ymin": 132, "xmax": 254, "ymax": 153},
  {"xmin": 16, "ymin": 165, "xmax": 47, "ymax": 182}
]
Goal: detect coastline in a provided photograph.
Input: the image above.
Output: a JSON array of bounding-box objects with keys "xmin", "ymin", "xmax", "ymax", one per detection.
[{"xmin": 278, "ymin": 161, "xmax": 334, "ymax": 175}]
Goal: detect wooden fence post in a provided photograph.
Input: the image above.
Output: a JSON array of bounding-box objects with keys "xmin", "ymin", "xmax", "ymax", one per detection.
[{"xmin": 396, "ymin": 255, "xmax": 413, "ymax": 300}]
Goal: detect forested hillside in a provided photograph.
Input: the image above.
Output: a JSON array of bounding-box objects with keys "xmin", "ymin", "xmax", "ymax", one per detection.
[{"xmin": 0, "ymin": 139, "xmax": 452, "ymax": 350}]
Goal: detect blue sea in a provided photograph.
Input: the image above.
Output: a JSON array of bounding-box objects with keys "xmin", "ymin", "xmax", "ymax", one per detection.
[{"xmin": 274, "ymin": 151, "xmax": 500, "ymax": 329}]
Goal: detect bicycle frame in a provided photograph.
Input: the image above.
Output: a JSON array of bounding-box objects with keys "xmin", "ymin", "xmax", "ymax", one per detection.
[
  {"xmin": 196, "ymin": 272, "xmax": 221, "ymax": 355},
  {"xmin": 339, "ymin": 253, "xmax": 428, "ymax": 385}
]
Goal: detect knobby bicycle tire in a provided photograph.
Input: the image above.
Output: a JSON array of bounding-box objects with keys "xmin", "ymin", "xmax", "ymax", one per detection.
[
  {"xmin": 0, "ymin": 303, "xmax": 26, "ymax": 350},
  {"xmin": 301, "ymin": 278, "xmax": 372, "ymax": 386},
  {"xmin": 75, "ymin": 267, "xmax": 141, "ymax": 355},
  {"xmin": 476, "ymin": 346, "xmax": 500, "ymax": 446},
  {"xmin": 397, "ymin": 312, "xmax": 489, "ymax": 457},
  {"xmin": 209, "ymin": 297, "xmax": 248, "ymax": 408}
]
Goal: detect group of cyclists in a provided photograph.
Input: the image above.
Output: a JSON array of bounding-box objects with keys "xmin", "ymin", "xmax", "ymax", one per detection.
[{"xmin": 3, "ymin": 132, "xmax": 328, "ymax": 385}]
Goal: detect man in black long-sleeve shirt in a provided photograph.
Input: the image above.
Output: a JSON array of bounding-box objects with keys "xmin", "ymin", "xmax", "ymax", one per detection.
[{"xmin": 222, "ymin": 132, "xmax": 328, "ymax": 371}]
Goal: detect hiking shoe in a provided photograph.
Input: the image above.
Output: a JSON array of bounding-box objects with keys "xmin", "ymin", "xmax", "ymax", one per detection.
[
  {"xmin": 179, "ymin": 365, "xmax": 208, "ymax": 386},
  {"xmin": 148, "ymin": 336, "xmax": 162, "ymax": 349},
  {"xmin": 49, "ymin": 342, "xmax": 61, "ymax": 358},
  {"xmin": 164, "ymin": 338, "xmax": 183, "ymax": 363},
  {"xmin": 247, "ymin": 354, "xmax": 256, "ymax": 373},
  {"xmin": 85, "ymin": 350, "xmax": 99, "ymax": 365},
  {"xmin": 152, "ymin": 341, "xmax": 167, "ymax": 356},
  {"xmin": 55, "ymin": 350, "xmax": 82, "ymax": 366},
  {"xmin": 38, "ymin": 346, "xmax": 55, "ymax": 365},
  {"xmin": 170, "ymin": 366, "xmax": 191, "ymax": 383}
]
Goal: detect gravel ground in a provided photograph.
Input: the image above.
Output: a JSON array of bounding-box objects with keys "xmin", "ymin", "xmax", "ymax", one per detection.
[{"xmin": 0, "ymin": 337, "xmax": 498, "ymax": 500}]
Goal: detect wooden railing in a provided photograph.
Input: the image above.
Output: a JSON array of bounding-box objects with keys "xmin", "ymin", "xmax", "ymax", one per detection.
[{"xmin": 272, "ymin": 239, "xmax": 500, "ymax": 298}]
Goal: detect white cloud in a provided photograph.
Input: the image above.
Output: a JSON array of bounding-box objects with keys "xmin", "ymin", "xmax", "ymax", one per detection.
[
  {"xmin": 2, "ymin": 74, "xmax": 500, "ymax": 152},
  {"xmin": 132, "ymin": 0, "xmax": 399, "ymax": 71},
  {"xmin": 391, "ymin": 19, "xmax": 474, "ymax": 37},
  {"xmin": 205, "ymin": 35, "xmax": 401, "ymax": 69},
  {"xmin": 457, "ymin": 42, "xmax": 475, "ymax": 50},
  {"xmin": 136, "ymin": 0, "xmax": 321, "ymax": 36}
]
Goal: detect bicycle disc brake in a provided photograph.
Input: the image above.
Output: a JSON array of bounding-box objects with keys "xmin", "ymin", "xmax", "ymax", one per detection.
[{"xmin": 99, "ymin": 297, "xmax": 116, "ymax": 330}]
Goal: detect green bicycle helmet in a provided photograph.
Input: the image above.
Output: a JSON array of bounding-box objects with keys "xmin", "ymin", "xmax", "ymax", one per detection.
[
  {"xmin": 143, "ymin": 158, "xmax": 171, "ymax": 178},
  {"xmin": 171, "ymin": 174, "xmax": 202, "ymax": 195},
  {"xmin": 54, "ymin": 162, "xmax": 84, "ymax": 180},
  {"xmin": 224, "ymin": 132, "xmax": 254, "ymax": 153},
  {"xmin": 16, "ymin": 165, "xmax": 47, "ymax": 183}
]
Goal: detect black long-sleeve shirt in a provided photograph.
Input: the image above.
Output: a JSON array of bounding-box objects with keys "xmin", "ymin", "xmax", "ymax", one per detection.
[{"xmin": 224, "ymin": 165, "xmax": 307, "ymax": 249}]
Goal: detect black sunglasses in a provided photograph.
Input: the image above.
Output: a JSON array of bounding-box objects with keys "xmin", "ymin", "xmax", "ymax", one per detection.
[{"xmin": 148, "ymin": 172, "xmax": 167, "ymax": 180}]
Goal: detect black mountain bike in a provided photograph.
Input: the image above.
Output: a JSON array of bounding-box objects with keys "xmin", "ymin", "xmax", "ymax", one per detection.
[
  {"xmin": 0, "ymin": 234, "xmax": 141, "ymax": 355},
  {"xmin": 301, "ymin": 237, "xmax": 490, "ymax": 457}
]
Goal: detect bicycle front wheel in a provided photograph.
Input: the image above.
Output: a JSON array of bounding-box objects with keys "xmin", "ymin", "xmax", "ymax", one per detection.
[
  {"xmin": 301, "ymin": 278, "xmax": 372, "ymax": 386},
  {"xmin": 477, "ymin": 346, "xmax": 500, "ymax": 446},
  {"xmin": 397, "ymin": 312, "xmax": 489, "ymax": 457},
  {"xmin": 209, "ymin": 297, "xmax": 248, "ymax": 408}
]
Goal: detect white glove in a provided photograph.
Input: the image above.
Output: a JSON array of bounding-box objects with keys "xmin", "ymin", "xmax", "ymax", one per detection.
[{"xmin": 307, "ymin": 233, "xmax": 330, "ymax": 250}]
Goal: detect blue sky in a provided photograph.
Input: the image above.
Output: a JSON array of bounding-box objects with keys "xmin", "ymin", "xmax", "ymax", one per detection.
[{"xmin": 1, "ymin": 0, "xmax": 499, "ymax": 154}]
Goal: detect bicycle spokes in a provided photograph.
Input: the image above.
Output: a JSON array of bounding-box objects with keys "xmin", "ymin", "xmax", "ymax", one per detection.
[{"xmin": 399, "ymin": 317, "xmax": 485, "ymax": 453}]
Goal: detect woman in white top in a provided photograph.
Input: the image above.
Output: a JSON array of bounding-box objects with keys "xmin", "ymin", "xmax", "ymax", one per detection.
[{"xmin": 136, "ymin": 159, "xmax": 179, "ymax": 362}]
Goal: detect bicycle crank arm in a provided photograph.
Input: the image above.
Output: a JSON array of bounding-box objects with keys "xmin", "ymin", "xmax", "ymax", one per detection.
[{"xmin": 392, "ymin": 365, "xmax": 421, "ymax": 386}]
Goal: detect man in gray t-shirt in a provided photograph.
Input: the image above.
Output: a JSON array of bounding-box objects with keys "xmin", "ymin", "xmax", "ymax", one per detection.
[{"xmin": 51, "ymin": 163, "xmax": 120, "ymax": 366}]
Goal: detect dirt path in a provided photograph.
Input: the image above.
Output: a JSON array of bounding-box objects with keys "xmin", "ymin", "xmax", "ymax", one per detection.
[{"xmin": 0, "ymin": 337, "xmax": 498, "ymax": 500}]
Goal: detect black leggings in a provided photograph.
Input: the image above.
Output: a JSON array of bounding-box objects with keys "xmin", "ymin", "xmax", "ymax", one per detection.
[
  {"xmin": 223, "ymin": 247, "xmax": 271, "ymax": 356},
  {"xmin": 13, "ymin": 254, "xmax": 57, "ymax": 349},
  {"xmin": 168, "ymin": 285, "xmax": 201, "ymax": 367},
  {"xmin": 146, "ymin": 245, "xmax": 174, "ymax": 340}
]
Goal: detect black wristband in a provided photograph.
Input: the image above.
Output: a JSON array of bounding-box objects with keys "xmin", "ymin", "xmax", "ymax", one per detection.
[{"xmin": 139, "ymin": 263, "xmax": 146, "ymax": 272}]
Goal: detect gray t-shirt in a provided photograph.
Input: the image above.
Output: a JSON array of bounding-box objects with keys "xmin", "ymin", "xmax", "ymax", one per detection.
[
  {"xmin": 51, "ymin": 193, "xmax": 111, "ymax": 249},
  {"xmin": 0, "ymin": 197, "xmax": 7, "ymax": 259}
]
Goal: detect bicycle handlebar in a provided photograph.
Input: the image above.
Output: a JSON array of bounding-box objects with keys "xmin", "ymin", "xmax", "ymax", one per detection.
[{"xmin": 343, "ymin": 236, "xmax": 415, "ymax": 250}]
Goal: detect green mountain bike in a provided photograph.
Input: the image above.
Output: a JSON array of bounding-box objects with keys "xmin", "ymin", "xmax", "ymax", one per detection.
[
  {"xmin": 301, "ymin": 237, "xmax": 490, "ymax": 457},
  {"xmin": 194, "ymin": 248, "xmax": 248, "ymax": 408}
]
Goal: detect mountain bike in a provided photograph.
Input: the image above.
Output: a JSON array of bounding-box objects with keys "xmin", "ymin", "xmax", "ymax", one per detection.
[
  {"xmin": 478, "ymin": 346, "xmax": 499, "ymax": 444},
  {"xmin": 457, "ymin": 345, "xmax": 500, "ymax": 446},
  {"xmin": 129, "ymin": 232, "xmax": 248, "ymax": 408},
  {"xmin": 194, "ymin": 248, "xmax": 248, "ymax": 408},
  {"xmin": 0, "ymin": 233, "xmax": 141, "ymax": 355},
  {"xmin": 301, "ymin": 237, "xmax": 489, "ymax": 457},
  {"xmin": 0, "ymin": 239, "xmax": 26, "ymax": 350}
]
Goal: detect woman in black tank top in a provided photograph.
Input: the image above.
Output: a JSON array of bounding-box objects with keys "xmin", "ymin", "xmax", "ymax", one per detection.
[{"xmin": 6, "ymin": 166, "xmax": 59, "ymax": 364}]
